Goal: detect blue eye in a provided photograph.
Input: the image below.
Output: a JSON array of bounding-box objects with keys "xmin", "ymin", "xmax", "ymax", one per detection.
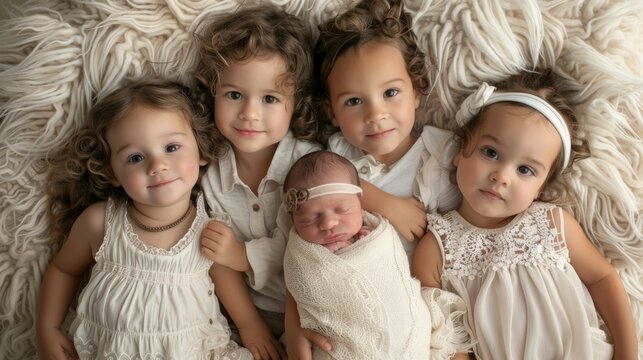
[
  {"xmin": 345, "ymin": 97, "xmax": 362, "ymax": 106},
  {"xmin": 384, "ymin": 88, "xmax": 399, "ymax": 98},
  {"xmin": 127, "ymin": 154, "xmax": 144, "ymax": 163},
  {"xmin": 481, "ymin": 147, "xmax": 498, "ymax": 160},
  {"xmin": 166, "ymin": 144, "xmax": 180, "ymax": 153},
  {"xmin": 264, "ymin": 95, "xmax": 279, "ymax": 104},
  {"xmin": 518, "ymin": 165, "xmax": 535, "ymax": 176},
  {"xmin": 226, "ymin": 91, "xmax": 241, "ymax": 100}
]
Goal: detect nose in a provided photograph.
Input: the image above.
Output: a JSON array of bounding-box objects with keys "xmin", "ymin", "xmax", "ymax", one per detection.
[
  {"xmin": 489, "ymin": 166, "xmax": 511, "ymax": 185},
  {"xmin": 366, "ymin": 101, "xmax": 386, "ymax": 123},
  {"xmin": 239, "ymin": 98, "xmax": 260, "ymax": 121},
  {"xmin": 147, "ymin": 156, "xmax": 168, "ymax": 176},
  {"xmin": 319, "ymin": 213, "xmax": 339, "ymax": 231}
]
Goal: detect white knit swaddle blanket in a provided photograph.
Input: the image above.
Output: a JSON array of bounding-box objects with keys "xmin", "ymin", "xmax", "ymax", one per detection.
[{"xmin": 284, "ymin": 212, "xmax": 431, "ymax": 359}]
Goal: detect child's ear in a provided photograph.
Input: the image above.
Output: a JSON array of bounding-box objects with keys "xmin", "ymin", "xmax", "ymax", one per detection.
[
  {"xmin": 453, "ymin": 151, "xmax": 461, "ymax": 167},
  {"xmin": 414, "ymin": 89, "xmax": 421, "ymax": 109},
  {"xmin": 109, "ymin": 178, "xmax": 120, "ymax": 187},
  {"xmin": 199, "ymin": 157, "xmax": 208, "ymax": 166},
  {"xmin": 324, "ymin": 100, "xmax": 338, "ymax": 127}
]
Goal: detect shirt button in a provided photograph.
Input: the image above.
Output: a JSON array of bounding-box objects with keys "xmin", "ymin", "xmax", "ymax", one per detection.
[
  {"xmin": 381, "ymin": 166, "xmax": 390, "ymax": 174},
  {"xmin": 360, "ymin": 166, "xmax": 369, "ymax": 174},
  {"xmin": 208, "ymin": 289, "xmax": 213, "ymax": 295},
  {"xmin": 209, "ymin": 318, "xmax": 213, "ymax": 325},
  {"xmin": 252, "ymin": 203, "xmax": 260, "ymax": 212}
]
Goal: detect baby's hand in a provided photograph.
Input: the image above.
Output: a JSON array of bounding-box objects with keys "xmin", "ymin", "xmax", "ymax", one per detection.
[
  {"xmin": 238, "ymin": 320, "xmax": 286, "ymax": 360},
  {"xmin": 37, "ymin": 328, "xmax": 79, "ymax": 360},
  {"xmin": 383, "ymin": 196, "xmax": 427, "ymax": 241},
  {"xmin": 200, "ymin": 220, "xmax": 250, "ymax": 272}
]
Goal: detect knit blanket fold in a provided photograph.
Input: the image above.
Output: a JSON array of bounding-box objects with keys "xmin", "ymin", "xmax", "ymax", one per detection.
[{"xmin": 284, "ymin": 212, "xmax": 432, "ymax": 359}]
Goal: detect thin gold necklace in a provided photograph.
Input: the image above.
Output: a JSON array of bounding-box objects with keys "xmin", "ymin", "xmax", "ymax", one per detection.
[{"xmin": 127, "ymin": 204, "xmax": 193, "ymax": 233}]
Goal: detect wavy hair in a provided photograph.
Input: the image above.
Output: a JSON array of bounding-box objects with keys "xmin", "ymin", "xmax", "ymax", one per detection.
[
  {"xmin": 46, "ymin": 79, "xmax": 215, "ymax": 244},
  {"xmin": 194, "ymin": 4, "xmax": 316, "ymax": 160},
  {"xmin": 453, "ymin": 69, "xmax": 591, "ymax": 202},
  {"xmin": 314, "ymin": 0, "xmax": 429, "ymax": 142}
]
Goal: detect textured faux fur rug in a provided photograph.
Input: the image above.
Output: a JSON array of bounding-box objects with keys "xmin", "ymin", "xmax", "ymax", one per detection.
[{"xmin": 0, "ymin": 0, "xmax": 641, "ymax": 357}]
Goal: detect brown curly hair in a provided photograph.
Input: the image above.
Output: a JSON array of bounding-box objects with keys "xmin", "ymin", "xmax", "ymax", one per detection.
[
  {"xmin": 453, "ymin": 69, "xmax": 590, "ymax": 200},
  {"xmin": 314, "ymin": 0, "xmax": 429, "ymax": 142},
  {"xmin": 47, "ymin": 79, "xmax": 215, "ymax": 244},
  {"xmin": 193, "ymin": 4, "xmax": 316, "ymax": 159}
]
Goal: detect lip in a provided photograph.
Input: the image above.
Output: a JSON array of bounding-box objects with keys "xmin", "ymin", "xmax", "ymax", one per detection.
[
  {"xmin": 366, "ymin": 129, "xmax": 394, "ymax": 139},
  {"xmin": 479, "ymin": 189, "xmax": 503, "ymax": 200},
  {"xmin": 149, "ymin": 179, "xmax": 175, "ymax": 188},
  {"xmin": 323, "ymin": 233, "xmax": 348, "ymax": 243},
  {"xmin": 235, "ymin": 128, "xmax": 263, "ymax": 137}
]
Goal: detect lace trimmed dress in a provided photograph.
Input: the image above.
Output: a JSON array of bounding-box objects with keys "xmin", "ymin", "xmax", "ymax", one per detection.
[
  {"xmin": 428, "ymin": 202, "xmax": 613, "ymax": 360},
  {"xmin": 70, "ymin": 195, "xmax": 252, "ymax": 360}
]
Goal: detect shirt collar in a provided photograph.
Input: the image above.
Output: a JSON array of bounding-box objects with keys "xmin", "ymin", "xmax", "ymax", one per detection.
[{"xmin": 219, "ymin": 131, "xmax": 297, "ymax": 193}]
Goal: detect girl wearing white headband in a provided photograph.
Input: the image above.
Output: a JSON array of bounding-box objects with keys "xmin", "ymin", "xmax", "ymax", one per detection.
[
  {"xmin": 413, "ymin": 70, "xmax": 637, "ymax": 359},
  {"xmin": 283, "ymin": 151, "xmax": 469, "ymax": 359}
]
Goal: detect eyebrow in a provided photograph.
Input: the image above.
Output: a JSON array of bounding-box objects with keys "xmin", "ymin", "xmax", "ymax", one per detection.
[
  {"xmin": 218, "ymin": 83, "xmax": 286, "ymax": 95},
  {"xmin": 480, "ymin": 134, "xmax": 547, "ymax": 171},
  {"xmin": 333, "ymin": 78, "xmax": 407, "ymax": 101}
]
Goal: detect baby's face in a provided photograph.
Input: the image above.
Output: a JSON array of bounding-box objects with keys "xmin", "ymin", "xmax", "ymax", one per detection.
[{"xmin": 292, "ymin": 193, "xmax": 364, "ymax": 252}]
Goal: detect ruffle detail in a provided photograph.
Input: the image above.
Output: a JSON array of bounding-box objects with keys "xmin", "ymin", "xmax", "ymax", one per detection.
[{"xmin": 422, "ymin": 287, "xmax": 473, "ymax": 359}]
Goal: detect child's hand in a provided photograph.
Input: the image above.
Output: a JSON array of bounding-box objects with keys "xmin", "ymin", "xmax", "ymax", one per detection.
[
  {"xmin": 383, "ymin": 196, "xmax": 427, "ymax": 241},
  {"xmin": 201, "ymin": 220, "xmax": 250, "ymax": 272},
  {"xmin": 286, "ymin": 327, "xmax": 332, "ymax": 360},
  {"xmin": 37, "ymin": 328, "xmax": 79, "ymax": 360},
  {"xmin": 238, "ymin": 320, "xmax": 286, "ymax": 360}
]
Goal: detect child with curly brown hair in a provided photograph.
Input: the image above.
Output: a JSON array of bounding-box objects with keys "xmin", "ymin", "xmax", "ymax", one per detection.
[{"xmin": 38, "ymin": 79, "xmax": 252, "ymax": 359}]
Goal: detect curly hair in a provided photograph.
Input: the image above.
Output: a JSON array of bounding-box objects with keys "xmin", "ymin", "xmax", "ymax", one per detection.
[
  {"xmin": 453, "ymin": 69, "xmax": 591, "ymax": 201},
  {"xmin": 314, "ymin": 0, "xmax": 429, "ymax": 142},
  {"xmin": 47, "ymin": 79, "xmax": 215, "ymax": 244},
  {"xmin": 193, "ymin": 4, "xmax": 316, "ymax": 159}
]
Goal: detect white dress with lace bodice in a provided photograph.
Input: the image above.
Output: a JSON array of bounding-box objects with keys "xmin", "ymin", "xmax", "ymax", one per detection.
[
  {"xmin": 428, "ymin": 202, "xmax": 613, "ymax": 360},
  {"xmin": 70, "ymin": 196, "xmax": 252, "ymax": 359}
]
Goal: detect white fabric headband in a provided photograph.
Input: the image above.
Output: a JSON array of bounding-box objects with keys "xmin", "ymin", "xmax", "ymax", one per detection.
[
  {"xmin": 455, "ymin": 82, "xmax": 571, "ymax": 171},
  {"xmin": 284, "ymin": 183, "xmax": 362, "ymax": 212}
]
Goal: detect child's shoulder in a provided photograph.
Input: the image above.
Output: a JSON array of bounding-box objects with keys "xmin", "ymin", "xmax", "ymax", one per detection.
[{"xmin": 77, "ymin": 201, "xmax": 109, "ymax": 234}]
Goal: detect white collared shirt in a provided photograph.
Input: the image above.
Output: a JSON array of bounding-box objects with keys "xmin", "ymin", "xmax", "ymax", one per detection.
[
  {"xmin": 201, "ymin": 131, "xmax": 321, "ymax": 312},
  {"xmin": 328, "ymin": 125, "xmax": 461, "ymax": 257}
]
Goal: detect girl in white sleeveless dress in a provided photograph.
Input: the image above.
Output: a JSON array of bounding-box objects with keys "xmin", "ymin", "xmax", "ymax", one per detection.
[
  {"xmin": 38, "ymin": 79, "xmax": 252, "ymax": 359},
  {"xmin": 412, "ymin": 71, "xmax": 637, "ymax": 359}
]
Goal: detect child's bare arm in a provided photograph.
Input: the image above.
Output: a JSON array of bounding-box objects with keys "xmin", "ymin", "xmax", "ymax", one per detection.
[
  {"xmin": 563, "ymin": 210, "xmax": 638, "ymax": 359},
  {"xmin": 360, "ymin": 180, "xmax": 426, "ymax": 241},
  {"xmin": 411, "ymin": 231, "xmax": 443, "ymax": 288},
  {"xmin": 37, "ymin": 203, "xmax": 104, "ymax": 360},
  {"xmin": 210, "ymin": 265, "xmax": 284, "ymax": 360}
]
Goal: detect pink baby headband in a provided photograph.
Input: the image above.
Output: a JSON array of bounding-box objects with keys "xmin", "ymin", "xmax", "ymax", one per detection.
[
  {"xmin": 284, "ymin": 183, "xmax": 362, "ymax": 212},
  {"xmin": 455, "ymin": 82, "xmax": 571, "ymax": 171}
]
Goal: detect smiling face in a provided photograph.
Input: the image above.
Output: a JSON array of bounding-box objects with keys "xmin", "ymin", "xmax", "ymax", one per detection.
[
  {"xmin": 214, "ymin": 54, "xmax": 294, "ymax": 157},
  {"xmin": 107, "ymin": 104, "xmax": 206, "ymax": 209},
  {"xmin": 326, "ymin": 41, "xmax": 421, "ymax": 165},
  {"xmin": 454, "ymin": 103, "xmax": 562, "ymax": 228}
]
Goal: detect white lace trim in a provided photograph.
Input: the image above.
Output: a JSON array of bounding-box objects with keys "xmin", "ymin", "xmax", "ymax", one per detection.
[
  {"xmin": 122, "ymin": 195, "xmax": 206, "ymax": 256},
  {"xmin": 430, "ymin": 202, "xmax": 569, "ymax": 278}
]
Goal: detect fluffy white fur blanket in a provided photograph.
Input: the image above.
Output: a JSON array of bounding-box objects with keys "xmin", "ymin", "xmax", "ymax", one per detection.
[{"xmin": 0, "ymin": 0, "xmax": 641, "ymax": 357}]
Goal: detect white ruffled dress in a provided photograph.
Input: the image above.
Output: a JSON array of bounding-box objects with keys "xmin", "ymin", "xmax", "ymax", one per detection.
[
  {"xmin": 70, "ymin": 195, "xmax": 252, "ymax": 359},
  {"xmin": 428, "ymin": 202, "xmax": 613, "ymax": 359}
]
